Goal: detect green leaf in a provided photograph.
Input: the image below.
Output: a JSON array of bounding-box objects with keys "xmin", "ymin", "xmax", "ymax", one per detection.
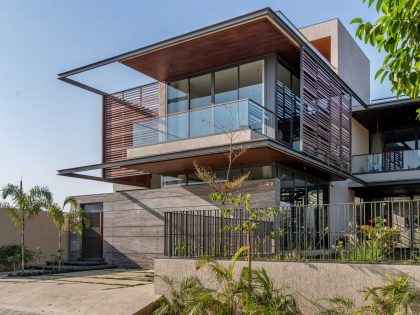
[
  {"xmin": 350, "ymin": 17, "xmax": 363, "ymax": 24},
  {"xmin": 409, "ymin": 72, "xmax": 418, "ymax": 85},
  {"xmin": 376, "ymin": 0, "xmax": 384, "ymax": 12}
]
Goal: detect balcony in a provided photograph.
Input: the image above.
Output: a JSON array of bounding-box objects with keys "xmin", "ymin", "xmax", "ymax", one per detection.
[
  {"xmin": 130, "ymin": 99, "xmax": 274, "ymax": 154},
  {"xmin": 352, "ymin": 150, "xmax": 420, "ymax": 174},
  {"xmin": 351, "ymin": 150, "xmax": 420, "ymax": 184}
]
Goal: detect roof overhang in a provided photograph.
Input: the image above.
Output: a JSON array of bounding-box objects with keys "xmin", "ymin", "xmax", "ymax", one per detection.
[
  {"xmin": 352, "ymin": 98, "xmax": 420, "ymax": 130},
  {"xmin": 58, "ymin": 139, "xmax": 365, "ymax": 185},
  {"xmin": 119, "ymin": 14, "xmax": 300, "ymax": 81}
]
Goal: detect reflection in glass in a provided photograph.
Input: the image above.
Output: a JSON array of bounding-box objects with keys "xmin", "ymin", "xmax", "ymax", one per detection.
[
  {"xmin": 239, "ymin": 60, "xmax": 264, "ymax": 105},
  {"xmin": 167, "ymin": 114, "xmax": 188, "ymax": 141},
  {"xmin": 189, "ymin": 107, "xmax": 214, "ymax": 138},
  {"xmin": 163, "ymin": 175, "xmax": 187, "ymax": 186},
  {"xmin": 167, "ymin": 79, "xmax": 189, "ymax": 113},
  {"xmin": 190, "ymin": 74, "xmax": 212, "ymax": 109},
  {"xmin": 215, "ymin": 67, "xmax": 238, "ymax": 104}
]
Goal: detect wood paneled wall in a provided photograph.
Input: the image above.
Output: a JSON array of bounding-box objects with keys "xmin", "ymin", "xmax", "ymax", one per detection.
[
  {"xmin": 103, "ymin": 83, "xmax": 160, "ymax": 179},
  {"xmin": 301, "ymin": 49, "xmax": 352, "ymax": 172}
]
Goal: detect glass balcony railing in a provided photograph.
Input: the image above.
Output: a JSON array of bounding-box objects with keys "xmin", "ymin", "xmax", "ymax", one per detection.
[
  {"xmin": 352, "ymin": 150, "xmax": 420, "ymax": 174},
  {"xmin": 132, "ymin": 99, "xmax": 275, "ymax": 148}
]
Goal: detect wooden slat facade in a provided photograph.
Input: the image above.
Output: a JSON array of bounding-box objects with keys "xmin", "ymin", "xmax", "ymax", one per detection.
[
  {"xmin": 103, "ymin": 83, "xmax": 160, "ymax": 179},
  {"xmin": 301, "ymin": 49, "xmax": 352, "ymax": 173}
]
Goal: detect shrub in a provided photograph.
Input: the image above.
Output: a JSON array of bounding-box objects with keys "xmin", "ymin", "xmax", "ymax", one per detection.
[{"xmin": 0, "ymin": 245, "xmax": 35, "ymax": 271}]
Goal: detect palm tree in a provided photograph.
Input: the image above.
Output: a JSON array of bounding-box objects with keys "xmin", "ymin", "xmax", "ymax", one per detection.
[
  {"xmin": 1, "ymin": 180, "xmax": 52, "ymax": 272},
  {"xmin": 47, "ymin": 196, "xmax": 89, "ymax": 268},
  {"xmin": 356, "ymin": 273, "xmax": 420, "ymax": 315}
]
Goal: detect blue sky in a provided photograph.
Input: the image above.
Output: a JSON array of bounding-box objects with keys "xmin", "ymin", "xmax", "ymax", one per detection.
[{"xmin": 0, "ymin": 0, "xmax": 391, "ymax": 205}]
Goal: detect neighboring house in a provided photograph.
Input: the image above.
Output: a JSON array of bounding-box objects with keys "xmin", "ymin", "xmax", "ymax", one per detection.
[{"xmin": 58, "ymin": 8, "xmax": 419, "ymax": 267}]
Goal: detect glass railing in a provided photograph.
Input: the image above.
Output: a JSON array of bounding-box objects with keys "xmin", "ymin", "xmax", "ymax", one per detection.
[
  {"xmin": 352, "ymin": 150, "xmax": 420, "ymax": 174},
  {"xmin": 132, "ymin": 99, "xmax": 275, "ymax": 148}
]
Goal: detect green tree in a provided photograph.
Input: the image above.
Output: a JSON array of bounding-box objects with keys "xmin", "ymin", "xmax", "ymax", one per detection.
[
  {"xmin": 1, "ymin": 180, "xmax": 51, "ymax": 272},
  {"xmin": 351, "ymin": 0, "xmax": 420, "ymax": 99},
  {"xmin": 47, "ymin": 196, "xmax": 89, "ymax": 268}
]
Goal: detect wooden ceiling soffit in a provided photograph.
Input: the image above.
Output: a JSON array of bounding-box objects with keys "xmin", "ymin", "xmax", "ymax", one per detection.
[{"xmin": 120, "ymin": 16, "xmax": 300, "ymax": 81}]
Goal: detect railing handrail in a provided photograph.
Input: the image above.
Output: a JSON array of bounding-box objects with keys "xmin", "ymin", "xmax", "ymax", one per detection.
[
  {"xmin": 352, "ymin": 149, "xmax": 420, "ymax": 158},
  {"xmin": 132, "ymin": 98, "xmax": 273, "ymax": 125},
  {"xmin": 164, "ymin": 199, "xmax": 420, "ymax": 214}
]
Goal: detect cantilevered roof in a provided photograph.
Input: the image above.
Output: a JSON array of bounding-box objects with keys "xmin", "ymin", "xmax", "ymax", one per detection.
[
  {"xmin": 353, "ymin": 98, "xmax": 420, "ymax": 130},
  {"xmin": 119, "ymin": 13, "xmax": 300, "ymax": 81}
]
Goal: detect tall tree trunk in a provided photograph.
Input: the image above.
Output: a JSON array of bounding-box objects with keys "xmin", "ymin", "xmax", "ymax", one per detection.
[
  {"xmin": 58, "ymin": 231, "xmax": 62, "ymax": 270},
  {"xmin": 20, "ymin": 180, "xmax": 25, "ymax": 272},
  {"xmin": 247, "ymin": 227, "xmax": 252, "ymax": 271},
  {"xmin": 21, "ymin": 220, "xmax": 25, "ymax": 272}
]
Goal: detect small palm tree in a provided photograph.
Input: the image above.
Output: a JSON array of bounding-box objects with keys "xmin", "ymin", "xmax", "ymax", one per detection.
[
  {"xmin": 153, "ymin": 276, "xmax": 205, "ymax": 315},
  {"xmin": 356, "ymin": 273, "xmax": 420, "ymax": 315},
  {"xmin": 47, "ymin": 196, "xmax": 90, "ymax": 268},
  {"xmin": 1, "ymin": 180, "xmax": 51, "ymax": 272}
]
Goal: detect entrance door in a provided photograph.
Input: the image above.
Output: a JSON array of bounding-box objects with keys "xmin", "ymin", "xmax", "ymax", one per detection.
[{"xmin": 82, "ymin": 212, "xmax": 103, "ymax": 259}]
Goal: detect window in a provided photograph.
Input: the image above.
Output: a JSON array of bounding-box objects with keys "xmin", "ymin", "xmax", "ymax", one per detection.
[
  {"xmin": 190, "ymin": 74, "xmax": 212, "ymax": 109},
  {"xmin": 163, "ymin": 174, "xmax": 187, "ymax": 186},
  {"xmin": 166, "ymin": 60, "xmax": 265, "ymax": 113},
  {"xmin": 239, "ymin": 60, "xmax": 264, "ymax": 105},
  {"xmin": 215, "ymin": 67, "xmax": 238, "ymax": 104},
  {"xmin": 167, "ymin": 79, "xmax": 189, "ymax": 113},
  {"xmin": 162, "ymin": 165, "xmax": 274, "ymax": 187}
]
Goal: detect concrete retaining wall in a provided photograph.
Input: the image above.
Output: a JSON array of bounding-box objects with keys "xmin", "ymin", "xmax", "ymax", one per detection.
[{"xmin": 155, "ymin": 259, "xmax": 420, "ymax": 314}]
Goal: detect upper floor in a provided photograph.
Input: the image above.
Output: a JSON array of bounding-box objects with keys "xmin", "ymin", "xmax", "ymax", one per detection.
[
  {"xmin": 351, "ymin": 98, "xmax": 420, "ymax": 185},
  {"xmin": 59, "ymin": 8, "xmax": 406, "ymax": 190}
]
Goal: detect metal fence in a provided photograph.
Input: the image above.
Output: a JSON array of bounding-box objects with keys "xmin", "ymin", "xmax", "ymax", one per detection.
[{"xmin": 164, "ymin": 201, "xmax": 420, "ymax": 263}]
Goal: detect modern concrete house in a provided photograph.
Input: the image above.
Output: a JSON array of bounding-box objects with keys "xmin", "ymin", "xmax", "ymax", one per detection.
[{"xmin": 58, "ymin": 8, "xmax": 419, "ymax": 267}]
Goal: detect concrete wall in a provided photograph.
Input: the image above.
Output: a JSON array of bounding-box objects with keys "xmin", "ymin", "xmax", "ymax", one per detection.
[
  {"xmin": 155, "ymin": 259, "xmax": 420, "ymax": 315},
  {"xmin": 127, "ymin": 129, "xmax": 266, "ymax": 159},
  {"xmin": 355, "ymin": 169, "xmax": 420, "ymax": 184},
  {"xmin": 300, "ymin": 19, "xmax": 370, "ymax": 104},
  {"xmin": 0, "ymin": 210, "xmax": 67, "ymax": 263},
  {"xmin": 74, "ymin": 179, "xmax": 279, "ymax": 268}
]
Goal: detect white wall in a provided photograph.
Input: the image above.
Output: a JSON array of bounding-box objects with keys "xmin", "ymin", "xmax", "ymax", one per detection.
[
  {"xmin": 300, "ymin": 19, "xmax": 370, "ymax": 104},
  {"xmin": 351, "ymin": 117, "xmax": 369, "ymax": 156}
]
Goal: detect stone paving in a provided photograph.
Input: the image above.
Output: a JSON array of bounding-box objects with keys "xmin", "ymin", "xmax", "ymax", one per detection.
[{"xmin": 0, "ymin": 269, "xmax": 159, "ymax": 315}]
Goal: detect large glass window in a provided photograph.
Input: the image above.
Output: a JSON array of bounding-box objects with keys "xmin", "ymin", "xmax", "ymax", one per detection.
[
  {"xmin": 371, "ymin": 127, "xmax": 418, "ymax": 153},
  {"xmin": 278, "ymin": 165, "xmax": 329, "ymax": 205},
  {"xmin": 215, "ymin": 67, "xmax": 238, "ymax": 104},
  {"xmin": 167, "ymin": 79, "xmax": 189, "ymax": 114},
  {"xmin": 239, "ymin": 60, "xmax": 264, "ymax": 105},
  {"xmin": 167, "ymin": 60, "xmax": 265, "ymax": 113},
  {"xmin": 189, "ymin": 74, "xmax": 212, "ymax": 109}
]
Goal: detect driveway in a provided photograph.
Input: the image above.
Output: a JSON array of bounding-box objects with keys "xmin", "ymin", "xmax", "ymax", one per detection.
[{"xmin": 0, "ymin": 269, "xmax": 159, "ymax": 315}]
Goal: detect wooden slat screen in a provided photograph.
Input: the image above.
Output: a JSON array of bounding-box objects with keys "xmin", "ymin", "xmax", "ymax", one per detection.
[
  {"xmin": 103, "ymin": 82, "xmax": 160, "ymax": 178},
  {"xmin": 301, "ymin": 49, "xmax": 352, "ymax": 172}
]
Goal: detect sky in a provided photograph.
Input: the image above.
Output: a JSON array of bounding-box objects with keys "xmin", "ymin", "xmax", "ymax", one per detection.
[{"xmin": 0, "ymin": 0, "xmax": 392, "ymax": 206}]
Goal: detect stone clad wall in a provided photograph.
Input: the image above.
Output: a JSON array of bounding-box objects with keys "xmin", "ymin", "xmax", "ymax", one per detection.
[
  {"xmin": 73, "ymin": 178, "xmax": 279, "ymax": 268},
  {"xmin": 155, "ymin": 259, "xmax": 420, "ymax": 315}
]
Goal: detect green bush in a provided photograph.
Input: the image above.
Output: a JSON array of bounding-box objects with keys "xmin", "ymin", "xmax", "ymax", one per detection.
[{"xmin": 0, "ymin": 245, "xmax": 35, "ymax": 271}]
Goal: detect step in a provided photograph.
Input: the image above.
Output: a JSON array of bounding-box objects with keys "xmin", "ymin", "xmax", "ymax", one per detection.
[{"xmin": 43, "ymin": 264, "xmax": 116, "ymax": 272}]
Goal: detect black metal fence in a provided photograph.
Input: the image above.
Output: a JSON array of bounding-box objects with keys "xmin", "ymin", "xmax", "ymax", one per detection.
[{"xmin": 164, "ymin": 201, "xmax": 420, "ymax": 263}]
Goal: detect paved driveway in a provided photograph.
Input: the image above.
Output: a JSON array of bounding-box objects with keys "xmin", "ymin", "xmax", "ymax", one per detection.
[{"xmin": 0, "ymin": 269, "xmax": 159, "ymax": 315}]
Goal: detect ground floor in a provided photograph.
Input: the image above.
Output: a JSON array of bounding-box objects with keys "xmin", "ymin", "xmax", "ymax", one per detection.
[
  {"xmin": 0, "ymin": 269, "xmax": 157, "ymax": 315},
  {"xmin": 70, "ymin": 172, "xmax": 420, "ymax": 268}
]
